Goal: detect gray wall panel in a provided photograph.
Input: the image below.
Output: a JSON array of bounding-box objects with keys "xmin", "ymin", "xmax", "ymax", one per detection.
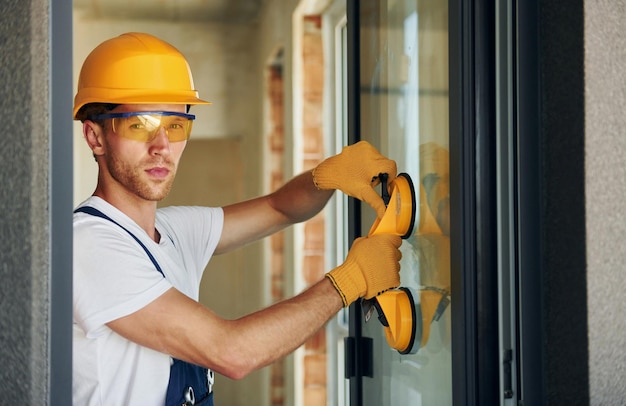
[{"xmin": 585, "ymin": 1, "xmax": 626, "ymax": 403}]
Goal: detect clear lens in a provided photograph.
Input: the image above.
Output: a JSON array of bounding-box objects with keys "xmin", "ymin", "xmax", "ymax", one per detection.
[{"xmin": 111, "ymin": 114, "xmax": 193, "ymax": 142}]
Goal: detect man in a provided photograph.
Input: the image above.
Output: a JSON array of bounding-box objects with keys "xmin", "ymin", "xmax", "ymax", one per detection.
[{"xmin": 73, "ymin": 32, "xmax": 402, "ymax": 405}]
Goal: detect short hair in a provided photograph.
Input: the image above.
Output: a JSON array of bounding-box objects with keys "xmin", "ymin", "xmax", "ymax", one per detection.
[
  {"xmin": 76, "ymin": 103, "xmax": 119, "ymax": 161},
  {"xmin": 75, "ymin": 103, "xmax": 120, "ymax": 125}
]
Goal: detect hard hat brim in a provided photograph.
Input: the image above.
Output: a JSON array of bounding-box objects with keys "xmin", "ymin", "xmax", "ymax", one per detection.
[{"xmin": 73, "ymin": 89, "xmax": 211, "ymax": 119}]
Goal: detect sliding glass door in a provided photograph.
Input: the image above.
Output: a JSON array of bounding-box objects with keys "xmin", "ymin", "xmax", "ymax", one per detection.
[
  {"xmin": 347, "ymin": 1, "xmax": 451, "ymax": 404},
  {"xmin": 345, "ymin": 0, "xmax": 541, "ymax": 404}
]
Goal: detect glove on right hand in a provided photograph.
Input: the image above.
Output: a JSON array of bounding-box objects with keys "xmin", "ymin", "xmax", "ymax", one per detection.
[{"xmin": 326, "ymin": 234, "xmax": 402, "ymax": 307}]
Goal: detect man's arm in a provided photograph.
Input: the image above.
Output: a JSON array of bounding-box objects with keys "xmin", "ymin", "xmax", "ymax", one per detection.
[
  {"xmin": 216, "ymin": 170, "xmax": 333, "ymax": 255},
  {"xmin": 107, "ymin": 233, "xmax": 402, "ymax": 380},
  {"xmin": 216, "ymin": 141, "xmax": 397, "ymax": 255},
  {"xmin": 108, "ymin": 278, "xmax": 342, "ymax": 380}
]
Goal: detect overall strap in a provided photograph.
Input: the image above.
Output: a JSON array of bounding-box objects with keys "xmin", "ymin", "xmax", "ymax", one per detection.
[
  {"xmin": 74, "ymin": 206, "xmax": 165, "ymax": 277},
  {"xmin": 75, "ymin": 205, "xmax": 213, "ymax": 405}
]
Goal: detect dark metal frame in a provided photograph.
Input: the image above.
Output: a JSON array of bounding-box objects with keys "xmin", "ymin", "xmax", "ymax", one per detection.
[
  {"xmin": 516, "ymin": 0, "xmax": 544, "ymax": 403},
  {"xmin": 51, "ymin": 0, "xmax": 74, "ymax": 404},
  {"xmin": 346, "ymin": 0, "xmax": 543, "ymax": 404},
  {"xmin": 449, "ymin": 0, "xmax": 500, "ymax": 404},
  {"xmin": 346, "ymin": 1, "xmax": 365, "ymax": 404}
]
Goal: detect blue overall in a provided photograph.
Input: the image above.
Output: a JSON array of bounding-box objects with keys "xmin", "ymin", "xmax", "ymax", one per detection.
[{"xmin": 75, "ymin": 206, "xmax": 214, "ymax": 406}]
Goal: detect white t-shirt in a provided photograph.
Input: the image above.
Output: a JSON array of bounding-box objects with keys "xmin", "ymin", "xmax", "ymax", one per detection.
[{"xmin": 73, "ymin": 196, "xmax": 224, "ymax": 405}]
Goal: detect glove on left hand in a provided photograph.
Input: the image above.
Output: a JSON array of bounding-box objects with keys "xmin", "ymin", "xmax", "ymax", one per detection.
[{"xmin": 312, "ymin": 141, "xmax": 397, "ymax": 218}]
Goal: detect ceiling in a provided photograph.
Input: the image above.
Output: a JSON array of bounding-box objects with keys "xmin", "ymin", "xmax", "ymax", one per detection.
[{"xmin": 73, "ymin": 0, "xmax": 264, "ymax": 23}]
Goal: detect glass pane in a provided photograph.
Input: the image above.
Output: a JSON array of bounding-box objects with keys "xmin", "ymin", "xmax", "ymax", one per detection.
[{"xmin": 358, "ymin": 0, "xmax": 451, "ymax": 404}]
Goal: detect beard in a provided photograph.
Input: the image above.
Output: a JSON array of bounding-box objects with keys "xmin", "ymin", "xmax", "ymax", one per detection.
[{"xmin": 105, "ymin": 151, "xmax": 176, "ymax": 201}]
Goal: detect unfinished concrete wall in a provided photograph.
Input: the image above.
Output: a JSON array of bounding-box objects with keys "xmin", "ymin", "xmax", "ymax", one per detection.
[
  {"xmin": 0, "ymin": 0, "xmax": 73, "ymax": 404},
  {"xmin": 585, "ymin": 1, "xmax": 626, "ymax": 403}
]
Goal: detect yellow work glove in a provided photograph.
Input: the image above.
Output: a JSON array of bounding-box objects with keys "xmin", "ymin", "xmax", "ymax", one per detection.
[
  {"xmin": 326, "ymin": 234, "xmax": 402, "ymax": 307},
  {"xmin": 312, "ymin": 141, "xmax": 397, "ymax": 218}
]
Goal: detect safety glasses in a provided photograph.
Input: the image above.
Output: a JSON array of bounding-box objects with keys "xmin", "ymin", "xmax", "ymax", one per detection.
[{"xmin": 88, "ymin": 111, "xmax": 195, "ymax": 143}]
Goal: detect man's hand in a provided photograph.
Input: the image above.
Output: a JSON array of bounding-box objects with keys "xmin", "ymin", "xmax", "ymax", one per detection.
[
  {"xmin": 325, "ymin": 234, "xmax": 402, "ymax": 307},
  {"xmin": 312, "ymin": 141, "xmax": 397, "ymax": 218}
]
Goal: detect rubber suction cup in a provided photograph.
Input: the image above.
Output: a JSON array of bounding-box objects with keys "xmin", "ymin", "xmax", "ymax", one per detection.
[
  {"xmin": 373, "ymin": 287, "xmax": 421, "ymax": 354},
  {"xmin": 364, "ymin": 172, "xmax": 421, "ymax": 353},
  {"xmin": 368, "ymin": 173, "xmax": 417, "ymax": 239},
  {"xmin": 373, "ymin": 287, "xmax": 450, "ymax": 353}
]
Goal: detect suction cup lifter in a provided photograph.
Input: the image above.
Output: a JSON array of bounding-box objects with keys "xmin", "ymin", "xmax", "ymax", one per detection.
[
  {"xmin": 362, "ymin": 172, "xmax": 420, "ymax": 354},
  {"xmin": 368, "ymin": 173, "xmax": 416, "ymax": 239}
]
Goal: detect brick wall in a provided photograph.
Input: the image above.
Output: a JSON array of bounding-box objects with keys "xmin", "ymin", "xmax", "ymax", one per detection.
[
  {"xmin": 300, "ymin": 15, "xmax": 327, "ymax": 406},
  {"xmin": 267, "ymin": 14, "xmax": 327, "ymax": 406},
  {"xmin": 267, "ymin": 64, "xmax": 287, "ymax": 406}
]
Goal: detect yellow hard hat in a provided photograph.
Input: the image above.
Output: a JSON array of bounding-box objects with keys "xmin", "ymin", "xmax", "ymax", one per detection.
[{"xmin": 73, "ymin": 32, "xmax": 210, "ymax": 119}]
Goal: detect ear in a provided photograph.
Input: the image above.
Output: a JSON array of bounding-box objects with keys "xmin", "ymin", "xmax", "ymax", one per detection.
[{"xmin": 83, "ymin": 120, "xmax": 106, "ymax": 157}]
